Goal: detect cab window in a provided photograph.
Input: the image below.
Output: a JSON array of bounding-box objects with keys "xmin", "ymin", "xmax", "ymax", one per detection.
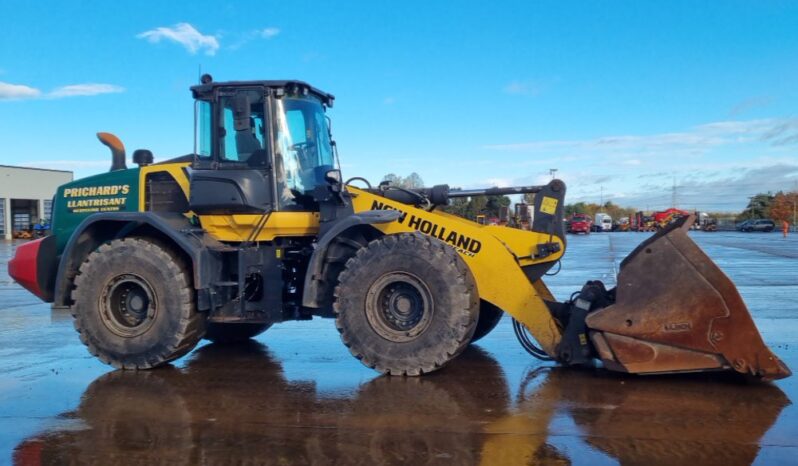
[
  {"xmin": 218, "ymin": 90, "xmax": 266, "ymax": 164},
  {"xmin": 273, "ymin": 96, "xmax": 335, "ymax": 208}
]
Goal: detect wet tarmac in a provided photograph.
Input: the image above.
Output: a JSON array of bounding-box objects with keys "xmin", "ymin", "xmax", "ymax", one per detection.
[{"xmin": 1, "ymin": 232, "xmax": 796, "ymax": 465}]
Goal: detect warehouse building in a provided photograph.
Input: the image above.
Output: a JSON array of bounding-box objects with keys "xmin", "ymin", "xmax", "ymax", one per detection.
[{"xmin": 0, "ymin": 165, "xmax": 73, "ymax": 240}]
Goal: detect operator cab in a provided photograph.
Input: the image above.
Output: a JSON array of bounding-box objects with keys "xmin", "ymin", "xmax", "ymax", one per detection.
[{"xmin": 189, "ymin": 75, "xmax": 338, "ymax": 214}]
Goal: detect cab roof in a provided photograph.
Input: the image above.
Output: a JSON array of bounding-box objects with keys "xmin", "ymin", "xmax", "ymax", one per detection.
[{"xmin": 190, "ymin": 79, "xmax": 335, "ymax": 106}]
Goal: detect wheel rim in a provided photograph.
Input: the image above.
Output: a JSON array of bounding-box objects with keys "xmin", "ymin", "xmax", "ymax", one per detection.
[
  {"xmin": 365, "ymin": 272, "xmax": 434, "ymax": 342},
  {"xmin": 99, "ymin": 274, "xmax": 158, "ymax": 338}
]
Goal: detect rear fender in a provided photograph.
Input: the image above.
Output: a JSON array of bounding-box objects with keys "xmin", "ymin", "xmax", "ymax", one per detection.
[{"xmin": 52, "ymin": 212, "xmax": 223, "ymax": 308}]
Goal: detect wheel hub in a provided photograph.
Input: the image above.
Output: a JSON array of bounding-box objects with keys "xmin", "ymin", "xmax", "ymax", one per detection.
[
  {"xmin": 99, "ymin": 274, "xmax": 158, "ymax": 338},
  {"xmin": 366, "ymin": 272, "xmax": 434, "ymax": 342}
]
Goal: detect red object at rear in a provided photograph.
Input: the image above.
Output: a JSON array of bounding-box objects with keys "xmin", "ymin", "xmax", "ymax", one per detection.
[{"xmin": 8, "ymin": 237, "xmax": 56, "ymax": 301}]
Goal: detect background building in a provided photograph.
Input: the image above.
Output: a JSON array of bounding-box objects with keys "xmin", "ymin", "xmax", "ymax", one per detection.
[{"xmin": 0, "ymin": 165, "xmax": 73, "ymax": 240}]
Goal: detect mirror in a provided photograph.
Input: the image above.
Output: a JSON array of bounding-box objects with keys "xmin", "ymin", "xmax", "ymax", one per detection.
[{"xmin": 325, "ymin": 169, "xmax": 342, "ymax": 184}]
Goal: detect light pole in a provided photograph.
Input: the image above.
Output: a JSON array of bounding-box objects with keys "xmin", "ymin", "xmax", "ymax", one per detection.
[{"xmin": 549, "ymin": 168, "xmax": 558, "ymax": 180}]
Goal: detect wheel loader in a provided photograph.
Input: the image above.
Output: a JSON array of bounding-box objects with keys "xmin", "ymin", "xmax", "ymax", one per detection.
[{"xmin": 7, "ymin": 76, "xmax": 790, "ymax": 380}]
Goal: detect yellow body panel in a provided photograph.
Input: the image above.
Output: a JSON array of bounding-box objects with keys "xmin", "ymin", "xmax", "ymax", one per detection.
[
  {"xmin": 137, "ymin": 162, "xmax": 320, "ymax": 241},
  {"xmin": 199, "ymin": 212, "xmax": 319, "ymax": 241},
  {"xmin": 349, "ymin": 187, "xmax": 564, "ymax": 355},
  {"xmin": 138, "ymin": 163, "xmax": 192, "ymax": 207}
]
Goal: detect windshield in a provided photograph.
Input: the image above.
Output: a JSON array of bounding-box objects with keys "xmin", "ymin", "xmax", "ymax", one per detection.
[{"xmin": 273, "ymin": 96, "xmax": 335, "ymax": 207}]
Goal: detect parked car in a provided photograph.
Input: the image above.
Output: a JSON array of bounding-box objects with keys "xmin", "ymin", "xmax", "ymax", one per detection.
[
  {"xmin": 568, "ymin": 213, "xmax": 592, "ymax": 234},
  {"xmin": 739, "ymin": 219, "xmax": 775, "ymax": 232}
]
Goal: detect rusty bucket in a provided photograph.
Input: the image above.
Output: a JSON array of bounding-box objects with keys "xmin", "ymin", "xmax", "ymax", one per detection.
[{"xmin": 586, "ymin": 216, "xmax": 791, "ymax": 380}]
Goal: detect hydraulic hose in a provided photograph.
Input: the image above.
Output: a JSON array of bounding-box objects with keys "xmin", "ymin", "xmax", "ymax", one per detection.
[{"xmin": 512, "ymin": 318, "xmax": 554, "ymax": 361}]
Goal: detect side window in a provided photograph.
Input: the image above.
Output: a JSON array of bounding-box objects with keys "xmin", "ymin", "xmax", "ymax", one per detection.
[
  {"xmin": 196, "ymin": 100, "xmax": 212, "ymax": 157},
  {"xmin": 218, "ymin": 91, "xmax": 266, "ymax": 163}
]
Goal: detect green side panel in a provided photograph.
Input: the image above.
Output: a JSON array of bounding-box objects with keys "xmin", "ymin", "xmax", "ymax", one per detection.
[{"xmin": 52, "ymin": 168, "xmax": 141, "ymax": 253}]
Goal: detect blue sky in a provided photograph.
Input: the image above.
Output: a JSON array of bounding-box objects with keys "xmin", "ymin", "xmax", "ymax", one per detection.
[{"xmin": 1, "ymin": 1, "xmax": 797, "ymax": 211}]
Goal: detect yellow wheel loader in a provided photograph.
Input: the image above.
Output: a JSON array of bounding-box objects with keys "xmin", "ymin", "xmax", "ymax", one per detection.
[{"xmin": 8, "ymin": 76, "xmax": 790, "ymax": 380}]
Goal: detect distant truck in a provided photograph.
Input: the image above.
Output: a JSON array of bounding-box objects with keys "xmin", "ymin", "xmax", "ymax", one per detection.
[
  {"xmin": 568, "ymin": 213, "xmax": 592, "ymax": 234},
  {"xmin": 594, "ymin": 213, "xmax": 613, "ymax": 232}
]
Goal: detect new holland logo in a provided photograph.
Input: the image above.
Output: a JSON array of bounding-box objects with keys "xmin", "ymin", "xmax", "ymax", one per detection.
[{"xmin": 370, "ymin": 200, "xmax": 482, "ymax": 256}]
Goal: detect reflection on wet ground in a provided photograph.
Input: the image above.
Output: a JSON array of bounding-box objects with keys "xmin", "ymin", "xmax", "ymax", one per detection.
[
  {"xmin": 2, "ymin": 232, "xmax": 797, "ymax": 465},
  {"xmin": 9, "ymin": 344, "xmax": 794, "ymax": 465}
]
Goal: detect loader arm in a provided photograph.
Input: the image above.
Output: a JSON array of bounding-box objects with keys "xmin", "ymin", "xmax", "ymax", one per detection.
[{"xmin": 348, "ymin": 184, "xmax": 566, "ymax": 356}]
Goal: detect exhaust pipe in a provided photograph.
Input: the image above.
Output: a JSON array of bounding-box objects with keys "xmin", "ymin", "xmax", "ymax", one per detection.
[{"xmin": 97, "ymin": 132, "xmax": 127, "ymax": 171}]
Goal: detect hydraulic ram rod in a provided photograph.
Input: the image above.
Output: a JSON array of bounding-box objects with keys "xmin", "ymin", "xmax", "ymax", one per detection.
[{"xmin": 447, "ymin": 185, "xmax": 545, "ymax": 198}]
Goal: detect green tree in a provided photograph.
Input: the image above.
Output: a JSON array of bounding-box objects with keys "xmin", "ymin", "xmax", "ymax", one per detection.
[
  {"xmin": 485, "ymin": 195, "xmax": 511, "ymax": 217},
  {"xmin": 738, "ymin": 193, "xmax": 774, "ymax": 221},
  {"xmin": 445, "ymin": 197, "xmax": 470, "ymax": 218},
  {"xmin": 381, "ymin": 173, "xmax": 402, "ymax": 186},
  {"xmin": 381, "ymin": 172, "xmax": 425, "ymax": 189},
  {"xmin": 404, "ymin": 172, "xmax": 425, "ymax": 189}
]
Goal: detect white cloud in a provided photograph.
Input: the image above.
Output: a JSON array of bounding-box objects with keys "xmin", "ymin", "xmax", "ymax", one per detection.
[
  {"xmin": 503, "ymin": 80, "xmax": 541, "ymax": 96},
  {"xmin": 23, "ymin": 160, "xmax": 125, "ymax": 169},
  {"xmin": 484, "ymin": 118, "xmax": 795, "ymax": 155},
  {"xmin": 228, "ymin": 27, "xmax": 282, "ymax": 50},
  {"xmin": 476, "ymin": 118, "xmax": 798, "ymax": 211},
  {"xmin": 0, "ymin": 80, "xmax": 124, "ymax": 101},
  {"xmin": 137, "ymin": 23, "xmax": 219, "ymax": 56},
  {"xmin": 483, "ymin": 177, "xmax": 513, "ymax": 187},
  {"xmin": 729, "ymin": 96, "xmax": 773, "ymax": 117},
  {"xmin": 48, "ymin": 83, "xmax": 125, "ymax": 98},
  {"xmin": 0, "ymin": 81, "xmax": 42, "ymax": 100},
  {"xmin": 611, "ymin": 164, "xmax": 798, "ymax": 211},
  {"xmin": 260, "ymin": 27, "xmax": 280, "ymax": 38}
]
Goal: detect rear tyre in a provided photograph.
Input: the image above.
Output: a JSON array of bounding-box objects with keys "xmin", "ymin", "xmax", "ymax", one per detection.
[
  {"xmin": 470, "ymin": 301, "xmax": 504, "ymax": 343},
  {"xmin": 71, "ymin": 238, "xmax": 206, "ymax": 369},
  {"xmin": 204, "ymin": 322, "xmax": 271, "ymax": 344},
  {"xmin": 334, "ymin": 233, "xmax": 479, "ymax": 376}
]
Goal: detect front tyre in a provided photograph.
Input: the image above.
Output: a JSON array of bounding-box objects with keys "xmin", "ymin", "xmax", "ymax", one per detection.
[
  {"xmin": 470, "ymin": 301, "xmax": 504, "ymax": 343},
  {"xmin": 334, "ymin": 233, "xmax": 479, "ymax": 376},
  {"xmin": 71, "ymin": 238, "xmax": 206, "ymax": 369}
]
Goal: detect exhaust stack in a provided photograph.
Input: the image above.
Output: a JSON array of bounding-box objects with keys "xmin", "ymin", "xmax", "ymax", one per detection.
[{"xmin": 97, "ymin": 132, "xmax": 127, "ymax": 171}]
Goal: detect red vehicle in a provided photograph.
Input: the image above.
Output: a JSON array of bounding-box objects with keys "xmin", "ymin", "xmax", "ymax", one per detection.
[
  {"xmin": 632, "ymin": 211, "xmax": 656, "ymax": 232},
  {"xmin": 653, "ymin": 208, "xmax": 690, "ymax": 229},
  {"xmin": 568, "ymin": 213, "xmax": 593, "ymax": 234}
]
